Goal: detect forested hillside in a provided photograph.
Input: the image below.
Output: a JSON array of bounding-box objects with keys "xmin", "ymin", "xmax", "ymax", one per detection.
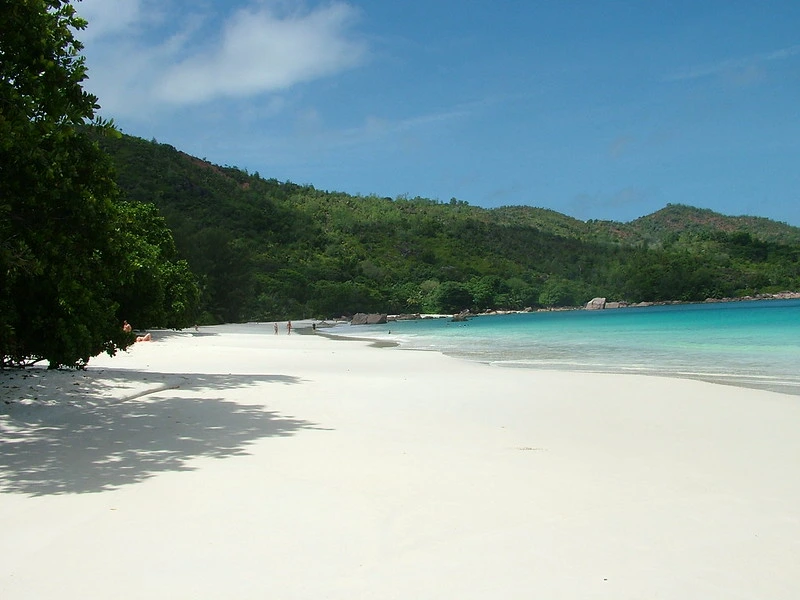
[{"xmin": 95, "ymin": 133, "xmax": 800, "ymax": 323}]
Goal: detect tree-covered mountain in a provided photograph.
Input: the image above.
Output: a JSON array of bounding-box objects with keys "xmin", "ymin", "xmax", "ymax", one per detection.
[{"xmin": 94, "ymin": 132, "xmax": 800, "ymax": 323}]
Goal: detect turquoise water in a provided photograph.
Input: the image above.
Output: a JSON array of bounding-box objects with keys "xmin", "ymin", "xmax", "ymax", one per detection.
[{"xmin": 333, "ymin": 299, "xmax": 800, "ymax": 395}]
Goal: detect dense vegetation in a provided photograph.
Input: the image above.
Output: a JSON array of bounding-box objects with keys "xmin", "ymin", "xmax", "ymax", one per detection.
[
  {"xmin": 94, "ymin": 133, "xmax": 800, "ymax": 323},
  {"xmin": 1, "ymin": 1, "xmax": 199, "ymax": 367}
]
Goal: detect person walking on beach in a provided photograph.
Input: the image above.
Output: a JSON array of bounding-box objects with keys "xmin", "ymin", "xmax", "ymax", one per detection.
[
  {"xmin": 286, "ymin": 320, "xmax": 292, "ymax": 334},
  {"xmin": 274, "ymin": 322, "xmax": 278, "ymax": 335}
]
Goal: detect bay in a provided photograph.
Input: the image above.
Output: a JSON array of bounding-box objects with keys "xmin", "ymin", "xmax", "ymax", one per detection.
[{"xmin": 332, "ymin": 299, "xmax": 800, "ymax": 396}]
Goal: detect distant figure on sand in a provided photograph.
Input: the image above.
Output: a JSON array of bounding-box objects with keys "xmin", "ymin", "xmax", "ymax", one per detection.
[
  {"xmin": 122, "ymin": 320, "xmax": 132, "ymax": 333},
  {"xmin": 274, "ymin": 322, "xmax": 279, "ymax": 335},
  {"xmin": 136, "ymin": 332, "xmax": 151, "ymax": 342},
  {"xmin": 286, "ymin": 320, "xmax": 292, "ymax": 334}
]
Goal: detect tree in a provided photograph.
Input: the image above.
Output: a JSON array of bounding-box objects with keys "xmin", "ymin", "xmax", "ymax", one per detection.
[
  {"xmin": 0, "ymin": 0, "xmax": 198, "ymax": 367},
  {"xmin": 538, "ymin": 277, "xmax": 583, "ymax": 308},
  {"xmin": 112, "ymin": 201, "xmax": 199, "ymax": 329},
  {"xmin": 429, "ymin": 281, "xmax": 473, "ymax": 314}
]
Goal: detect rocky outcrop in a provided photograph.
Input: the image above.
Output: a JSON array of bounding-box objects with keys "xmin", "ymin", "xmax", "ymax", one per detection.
[
  {"xmin": 451, "ymin": 309, "xmax": 472, "ymax": 322},
  {"xmin": 605, "ymin": 301, "xmax": 630, "ymax": 309},
  {"xmin": 586, "ymin": 297, "xmax": 606, "ymax": 310},
  {"xmin": 350, "ymin": 313, "xmax": 388, "ymax": 325},
  {"xmin": 705, "ymin": 291, "xmax": 800, "ymax": 303}
]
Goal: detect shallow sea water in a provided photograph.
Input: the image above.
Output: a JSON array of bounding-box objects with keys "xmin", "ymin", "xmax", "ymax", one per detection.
[{"xmin": 330, "ymin": 299, "xmax": 800, "ymax": 396}]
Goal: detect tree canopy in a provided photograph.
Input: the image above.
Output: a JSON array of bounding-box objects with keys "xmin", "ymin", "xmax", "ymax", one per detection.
[
  {"xmin": 94, "ymin": 132, "xmax": 800, "ymax": 323},
  {"xmin": 1, "ymin": 0, "xmax": 199, "ymax": 368}
]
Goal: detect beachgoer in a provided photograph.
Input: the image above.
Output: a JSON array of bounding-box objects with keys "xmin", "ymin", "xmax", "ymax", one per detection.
[
  {"xmin": 136, "ymin": 332, "xmax": 152, "ymax": 342},
  {"xmin": 286, "ymin": 320, "xmax": 292, "ymax": 334},
  {"xmin": 274, "ymin": 322, "xmax": 278, "ymax": 335},
  {"xmin": 122, "ymin": 320, "xmax": 132, "ymax": 333},
  {"xmin": 312, "ymin": 322, "xmax": 316, "ymax": 332}
]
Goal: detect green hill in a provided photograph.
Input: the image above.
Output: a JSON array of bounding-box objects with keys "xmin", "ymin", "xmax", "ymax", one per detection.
[
  {"xmin": 617, "ymin": 204, "xmax": 800, "ymax": 247},
  {"xmin": 93, "ymin": 132, "xmax": 800, "ymax": 322}
]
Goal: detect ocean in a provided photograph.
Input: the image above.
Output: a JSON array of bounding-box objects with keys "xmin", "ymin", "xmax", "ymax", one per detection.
[{"xmin": 330, "ymin": 299, "xmax": 800, "ymax": 396}]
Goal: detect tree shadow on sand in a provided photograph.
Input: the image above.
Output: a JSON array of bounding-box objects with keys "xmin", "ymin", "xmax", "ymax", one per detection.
[{"xmin": 0, "ymin": 368, "xmax": 326, "ymax": 496}]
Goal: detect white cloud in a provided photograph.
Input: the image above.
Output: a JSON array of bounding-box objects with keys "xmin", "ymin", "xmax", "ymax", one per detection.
[
  {"xmin": 78, "ymin": 1, "xmax": 367, "ymax": 119},
  {"xmin": 155, "ymin": 2, "xmax": 367, "ymax": 104},
  {"xmin": 75, "ymin": 0, "xmax": 146, "ymax": 42}
]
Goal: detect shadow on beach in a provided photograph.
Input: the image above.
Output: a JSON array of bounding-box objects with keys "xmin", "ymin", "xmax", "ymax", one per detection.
[
  {"xmin": 312, "ymin": 330, "xmax": 400, "ymax": 348},
  {"xmin": 129, "ymin": 328, "xmax": 221, "ymax": 341},
  {"xmin": 0, "ymin": 368, "xmax": 326, "ymax": 496}
]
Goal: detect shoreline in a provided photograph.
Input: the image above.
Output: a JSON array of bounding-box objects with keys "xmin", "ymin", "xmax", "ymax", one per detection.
[
  {"xmin": 2, "ymin": 327, "xmax": 799, "ymax": 598},
  {"xmin": 375, "ymin": 290, "xmax": 800, "ymax": 321},
  {"xmin": 321, "ymin": 326, "xmax": 800, "ymax": 397},
  {"xmin": 316, "ymin": 304, "xmax": 800, "ymax": 397}
]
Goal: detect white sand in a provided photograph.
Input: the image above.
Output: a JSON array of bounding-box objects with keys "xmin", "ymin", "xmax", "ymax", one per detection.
[{"xmin": 1, "ymin": 325, "xmax": 799, "ymax": 599}]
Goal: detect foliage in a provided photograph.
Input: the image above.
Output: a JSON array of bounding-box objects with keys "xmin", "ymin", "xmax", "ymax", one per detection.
[
  {"xmin": 0, "ymin": 1, "xmax": 199, "ymax": 367},
  {"xmin": 616, "ymin": 204, "xmax": 800, "ymax": 247},
  {"xmin": 112, "ymin": 201, "xmax": 200, "ymax": 329},
  {"xmin": 93, "ymin": 133, "xmax": 800, "ymax": 322}
]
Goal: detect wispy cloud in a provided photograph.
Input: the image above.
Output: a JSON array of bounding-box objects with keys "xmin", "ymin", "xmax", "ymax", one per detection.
[
  {"xmin": 197, "ymin": 101, "xmax": 477, "ymax": 171},
  {"xmin": 157, "ymin": 3, "xmax": 367, "ymax": 103},
  {"xmin": 77, "ymin": 1, "xmax": 368, "ymax": 117},
  {"xmin": 337, "ymin": 94, "xmax": 523, "ymax": 143},
  {"xmin": 664, "ymin": 44, "xmax": 800, "ymax": 82},
  {"xmin": 75, "ymin": 0, "xmax": 146, "ymax": 42},
  {"xmin": 358, "ymin": 108, "xmax": 472, "ymax": 136}
]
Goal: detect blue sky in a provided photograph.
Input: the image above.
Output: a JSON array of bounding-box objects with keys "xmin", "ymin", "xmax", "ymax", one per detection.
[{"xmin": 76, "ymin": 0, "xmax": 800, "ymax": 226}]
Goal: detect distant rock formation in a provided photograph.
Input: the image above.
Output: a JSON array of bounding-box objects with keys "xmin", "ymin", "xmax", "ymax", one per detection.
[
  {"xmin": 605, "ymin": 301, "xmax": 629, "ymax": 309},
  {"xmin": 705, "ymin": 291, "xmax": 800, "ymax": 303},
  {"xmin": 451, "ymin": 309, "xmax": 472, "ymax": 322},
  {"xmin": 586, "ymin": 297, "xmax": 606, "ymax": 310},
  {"xmin": 351, "ymin": 313, "xmax": 388, "ymax": 325}
]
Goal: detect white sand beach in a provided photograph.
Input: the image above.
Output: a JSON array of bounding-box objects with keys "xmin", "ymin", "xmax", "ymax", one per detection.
[{"xmin": 1, "ymin": 325, "xmax": 799, "ymax": 599}]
